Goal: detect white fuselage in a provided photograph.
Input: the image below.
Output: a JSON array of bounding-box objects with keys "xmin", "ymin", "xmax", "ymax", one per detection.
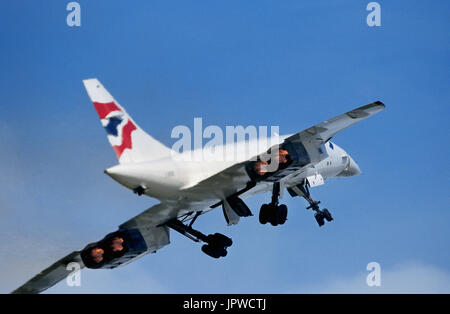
[{"xmin": 104, "ymin": 137, "xmax": 361, "ymax": 209}]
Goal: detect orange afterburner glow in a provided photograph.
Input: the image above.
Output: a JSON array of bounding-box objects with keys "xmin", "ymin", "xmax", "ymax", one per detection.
[
  {"xmin": 90, "ymin": 247, "xmax": 105, "ymax": 263},
  {"xmin": 278, "ymin": 149, "xmax": 289, "ymax": 164},
  {"xmin": 111, "ymin": 237, "xmax": 125, "ymax": 252}
]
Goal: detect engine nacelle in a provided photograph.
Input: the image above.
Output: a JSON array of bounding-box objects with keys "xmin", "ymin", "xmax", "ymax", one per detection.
[
  {"xmin": 245, "ymin": 141, "xmax": 311, "ymax": 182},
  {"xmin": 80, "ymin": 229, "xmax": 148, "ymax": 269}
]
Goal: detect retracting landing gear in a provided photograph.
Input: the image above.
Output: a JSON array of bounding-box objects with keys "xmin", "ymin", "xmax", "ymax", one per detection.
[
  {"xmin": 166, "ymin": 217, "xmax": 232, "ymax": 259},
  {"xmin": 295, "ymin": 181, "xmax": 333, "ymax": 227},
  {"xmin": 259, "ymin": 182, "xmax": 288, "ymax": 226}
]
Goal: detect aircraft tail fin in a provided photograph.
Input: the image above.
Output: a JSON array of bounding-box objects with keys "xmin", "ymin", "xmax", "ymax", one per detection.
[{"xmin": 83, "ymin": 78, "xmax": 173, "ymax": 163}]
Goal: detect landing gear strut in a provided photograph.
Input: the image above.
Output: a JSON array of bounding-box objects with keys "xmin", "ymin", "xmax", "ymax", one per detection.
[
  {"xmin": 166, "ymin": 217, "xmax": 232, "ymax": 259},
  {"xmin": 259, "ymin": 182, "xmax": 288, "ymax": 226},
  {"xmin": 296, "ymin": 181, "xmax": 334, "ymax": 227}
]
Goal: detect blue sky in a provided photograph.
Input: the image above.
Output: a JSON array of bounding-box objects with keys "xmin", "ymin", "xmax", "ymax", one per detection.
[{"xmin": 0, "ymin": 1, "xmax": 449, "ymax": 293}]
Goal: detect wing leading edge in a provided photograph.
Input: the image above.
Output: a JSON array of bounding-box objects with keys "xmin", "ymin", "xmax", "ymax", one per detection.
[
  {"xmin": 287, "ymin": 101, "xmax": 385, "ymax": 146},
  {"xmin": 12, "ymin": 203, "xmax": 173, "ymax": 294},
  {"xmin": 11, "ymin": 251, "xmax": 84, "ymax": 294},
  {"xmin": 180, "ymin": 101, "xmax": 386, "ymax": 207}
]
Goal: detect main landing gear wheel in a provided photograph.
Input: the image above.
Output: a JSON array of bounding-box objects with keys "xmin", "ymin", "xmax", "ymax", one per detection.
[
  {"xmin": 259, "ymin": 204, "xmax": 270, "ymax": 224},
  {"xmin": 259, "ymin": 182, "xmax": 288, "ymax": 226},
  {"xmin": 259, "ymin": 203, "xmax": 287, "ymax": 226},
  {"xmin": 166, "ymin": 219, "xmax": 232, "ymax": 259},
  {"xmin": 202, "ymin": 233, "xmax": 232, "ymax": 258},
  {"xmin": 201, "ymin": 244, "xmax": 227, "ymax": 258},
  {"xmin": 278, "ymin": 204, "xmax": 288, "ymax": 225},
  {"xmin": 206, "ymin": 233, "xmax": 233, "ymax": 248}
]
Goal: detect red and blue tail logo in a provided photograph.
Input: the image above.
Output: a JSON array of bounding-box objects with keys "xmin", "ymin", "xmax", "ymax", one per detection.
[
  {"xmin": 84, "ymin": 78, "xmax": 173, "ymax": 163},
  {"xmin": 93, "ymin": 101, "xmax": 137, "ymax": 159}
]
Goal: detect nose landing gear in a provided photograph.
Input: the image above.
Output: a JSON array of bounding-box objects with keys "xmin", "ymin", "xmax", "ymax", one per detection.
[
  {"xmin": 297, "ymin": 182, "xmax": 334, "ymax": 227},
  {"xmin": 259, "ymin": 182, "xmax": 288, "ymax": 226}
]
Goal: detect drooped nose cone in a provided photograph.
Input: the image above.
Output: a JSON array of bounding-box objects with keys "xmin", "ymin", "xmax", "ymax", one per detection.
[
  {"xmin": 337, "ymin": 156, "xmax": 362, "ymax": 177},
  {"xmin": 348, "ymin": 157, "xmax": 362, "ymax": 176}
]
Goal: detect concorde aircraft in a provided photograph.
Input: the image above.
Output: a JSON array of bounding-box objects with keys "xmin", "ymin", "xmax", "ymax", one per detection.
[{"xmin": 12, "ymin": 79, "xmax": 385, "ymax": 293}]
